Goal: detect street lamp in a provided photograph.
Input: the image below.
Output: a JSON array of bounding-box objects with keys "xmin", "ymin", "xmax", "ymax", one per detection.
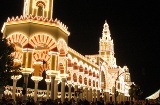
[{"xmin": 114, "ymin": 71, "xmax": 126, "ymax": 103}]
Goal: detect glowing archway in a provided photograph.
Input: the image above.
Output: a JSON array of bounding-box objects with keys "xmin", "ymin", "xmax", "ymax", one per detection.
[
  {"xmin": 7, "ymin": 33, "xmax": 28, "ymax": 47},
  {"xmin": 29, "ymin": 34, "xmax": 56, "ymax": 50}
]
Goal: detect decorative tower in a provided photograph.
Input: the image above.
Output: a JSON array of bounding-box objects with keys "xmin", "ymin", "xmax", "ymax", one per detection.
[
  {"xmin": 1, "ymin": 0, "xmax": 69, "ymax": 102},
  {"xmin": 99, "ymin": 20, "xmax": 116, "ymax": 67},
  {"xmin": 23, "ymin": 0, "xmax": 54, "ymax": 18},
  {"xmin": 123, "ymin": 66, "xmax": 131, "ymax": 82}
]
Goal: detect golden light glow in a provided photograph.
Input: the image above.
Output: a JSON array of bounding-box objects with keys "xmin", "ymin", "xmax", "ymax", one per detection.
[
  {"xmin": 46, "ymin": 70, "xmax": 58, "ymax": 76},
  {"xmin": 7, "ymin": 34, "xmax": 28, "ymax": 47},
  {"xmin": 21, "ymin": 68, "xmax": 34, "ymax": 74},
  {"xmin": 31, "ymin": 76, "xmax": 43, "ymax": 81},
  {"xmin": 2, "ymin": 15, "xmax": 70, "ymax": 35},
  {"xmin": 11, "ymin": 75, "xmax": 22, "ymax": 80}
]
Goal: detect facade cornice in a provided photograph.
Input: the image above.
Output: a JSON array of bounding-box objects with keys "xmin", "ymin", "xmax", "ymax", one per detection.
[
  {"xmin": 1, "ymin": 15, "xmax": 70, "ymax": 35},
  {"xmin": 68, "ymin": 47, "xmax": 99, "ymax": 69}
]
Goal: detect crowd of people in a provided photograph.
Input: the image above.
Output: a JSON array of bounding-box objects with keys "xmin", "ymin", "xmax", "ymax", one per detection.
[{"xmin": 0, "ymin": 96, "xmax": 160, "ymax": 105}]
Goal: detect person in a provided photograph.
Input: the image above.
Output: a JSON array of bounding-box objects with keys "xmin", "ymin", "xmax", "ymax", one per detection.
[{"xmin": 71, "ymin": 99, "xmax": 75, "ymax": 105}]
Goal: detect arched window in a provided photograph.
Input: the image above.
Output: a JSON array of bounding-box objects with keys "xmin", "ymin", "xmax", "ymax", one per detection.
[{"xmin": 38, "ymin": 5, "xmax": 43, "ymax": 16}]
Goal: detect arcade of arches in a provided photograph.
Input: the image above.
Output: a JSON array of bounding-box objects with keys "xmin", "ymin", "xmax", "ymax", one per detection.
[{"xmin": 1, "ymin": 0, "xmax": 133, "ymax": 103}]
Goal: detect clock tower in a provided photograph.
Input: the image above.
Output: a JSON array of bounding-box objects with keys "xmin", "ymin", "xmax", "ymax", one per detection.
[{"xmin": 23, "ymin": 0, "xmax": 54, "ymax": 19}]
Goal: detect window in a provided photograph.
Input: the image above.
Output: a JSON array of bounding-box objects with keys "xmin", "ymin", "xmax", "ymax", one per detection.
[{"xmin": 38, "ymin": 5, "xmax": 43, "ymax": 16}]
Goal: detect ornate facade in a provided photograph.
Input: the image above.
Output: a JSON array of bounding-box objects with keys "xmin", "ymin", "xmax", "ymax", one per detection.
[{"xmin": 1, "ymin": 0, "xmax": 133, "ymax": 103}]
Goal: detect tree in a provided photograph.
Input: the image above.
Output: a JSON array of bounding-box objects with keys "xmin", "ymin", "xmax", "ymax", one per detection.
[
  {"xmin": 0, "ymin": 35, "xmax": 21, "ymax": 87},
  {"xmin": 129, "ymin": 84, "xmax": 143, "ymax": 101}
]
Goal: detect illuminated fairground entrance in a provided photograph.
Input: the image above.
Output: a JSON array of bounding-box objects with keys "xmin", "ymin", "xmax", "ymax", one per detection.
[{"xmin": 1, "ymin": 0, "xmax": 133, "ymax": 103}]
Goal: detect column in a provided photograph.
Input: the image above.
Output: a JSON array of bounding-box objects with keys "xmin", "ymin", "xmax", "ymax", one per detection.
[
  {"xmin": 34, "ymin": 80, "xmax": 39, "ymax": 102},
  {"xmin": 22, "ymin": 52, "xmax": 27, "ymax": 68},
  {"xmin": 31, "ymin": 76, "xmax": 43, "ymax": 102},
  {"xmin": 68, "ymin": 84, "xmax": 72, "ymax": 101},
  {"xmin": 12, "ymin": 79, "xmax": 18, "ymax": 101},
  {"xmin": 85, "ymin": 88, "xmax": 88, "ymax": 100},
  {"xmin": 26, "ymin": 52, "xmax": 33, "ymax": 68},
  {"xmin": 122, "ymin": 93, "xmax": 124, "ymax": 102},
  {"xmin": 46, "ymin": 82, "xmax": 50, "ymax": 100},
  {"xmin": 108, "ymin": 93, "xmax": 114, "ymax": 102},
  {"xmin": 22, "ymin": 74, "xmax": 29, "ymax": 101},
  {"xmin": 87, "ymin": 88, "xmax": 90, "ymax": 102},
  {"xmin": 74, "ymin": 84, "xmax": 78, "ymax": 102},
  {"xmin": 106, "ymin": 92, "xmax": 109, "ymax": 102},
  {"xmin": 54, "ymin": 79, "xmax": 58, "ymax": 100},
  {"xmin": 90, "ymin": 88, "xmax": 93, "ymax": 102},
  {"xmin": 50, "ymin": 76, "xmax": 55, "ymax": 100},
  {"xmin": 112, "ymin": 93, "xmax": 114, "ymax": 102},
  {"xmin": 120, "ymin": 93, "xmax": 122, "ymax": 102},
  {"xmin": 97, "ymin": 90, "xmax": 100, "ymax": 101},
  {"xmin": 104, "ymin": 92, "xmax": 106, "ymax": 102},
  {"xmin": 117, "ymin": 93, "xmax": 119, "ymax": 103},
  {"xmin": 61, "ymin": 78, "xmax": 66, "ymax": 102},
  {"xmin": 88, "ymin": 88, "xmax": 92, "ymax": 102},
  {"xmin": 122, "ymin": 93, "xmax": 125, "ymax": 102},
  {"xmin": 93, "ymin": 89, "xmax": 96, "ymax": 102},
  {"xmin": 49, "ymin": 52, "xmax": 58, "ymax": 100},
  {"xmin": 79, "ymin": 87, "xmax": 83, "ymax": 100}
]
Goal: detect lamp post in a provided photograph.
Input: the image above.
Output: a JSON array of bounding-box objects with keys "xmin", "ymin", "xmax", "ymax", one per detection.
[{"xmin": 114, "ymin": 71, "xmax": 126, "ymax": 103}]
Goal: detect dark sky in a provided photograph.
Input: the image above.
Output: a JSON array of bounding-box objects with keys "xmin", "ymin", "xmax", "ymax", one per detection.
[{"xmin": 1, "ymin": 0, "xmax": 160, "ymax": 99}]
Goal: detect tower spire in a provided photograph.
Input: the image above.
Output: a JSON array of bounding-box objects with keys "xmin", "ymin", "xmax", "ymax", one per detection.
[
  {"xmin": 102, "ymin": 20, "xmax": 111, "ymax": 41},
  {"xmin": 23, "ymin": 0, "xmax": 54, "ymax": 19}
]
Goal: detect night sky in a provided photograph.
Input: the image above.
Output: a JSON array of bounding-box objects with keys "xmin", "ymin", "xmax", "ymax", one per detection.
[{"xmin": 0, "ymin": 0, "xmax": 160, "ymax": 99}]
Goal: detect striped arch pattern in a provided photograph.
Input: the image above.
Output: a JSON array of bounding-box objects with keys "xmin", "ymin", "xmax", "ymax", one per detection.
[
  {"xmin": 59, "ymin": 63, "xmax": 64, "ymax": 74},
  {"xmin": 67, "ymin": 55, "xmax": 99, "ymax": 89},
  {"xmin": 57, "ymin": 39, "xmax": 68, "ymax": 57},
  {"xmin": 29, "ymin": 34, "xmax": 56, "ymax": 50},
  {"xmin": 36, "ymin": 1, "xmax": 46, "ymax": 8},
  {"xmin": 73, "ymin": 73, "xmax": 77, "ymax": 82},
  {"xmin": 79, "ymin": 75, "xmax": 82, "ymax": 84},
  {"xmin": 33, "ymin": 51, "xmax": 50, "ymax": 62},
  {"xmin": 33, "ymin": 51, "xmax": 51, "ymax": 75},
  {"xmin": 12, "ymin": 52, "xmax": 23, "ymax": 61},
  {"xmin": 7, "ymin": 33, "xmax": 28, "ymax": 47}
]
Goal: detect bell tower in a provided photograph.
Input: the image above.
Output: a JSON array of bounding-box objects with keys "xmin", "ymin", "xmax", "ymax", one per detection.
[
  {"xmin": 99, "ymin": 20, "xmax": 117, "ymax": 67},
  {"xmin": 23, "ymin": 0, "xmax": 54, "ymax": 19}
]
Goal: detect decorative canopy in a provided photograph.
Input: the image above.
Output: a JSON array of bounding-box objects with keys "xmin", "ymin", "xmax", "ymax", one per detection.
[{"xmin": 146, "ymin": 89, "xmax": 160, "ymax": 99}]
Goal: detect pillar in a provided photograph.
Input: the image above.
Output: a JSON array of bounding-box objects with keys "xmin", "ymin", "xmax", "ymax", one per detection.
[
  {"xmin": 46, "ymin": 82, "xmax": 50, "ymax": 100},
  {"xmin": 97, "ymin": 90, "xmax": 100, "ymax": 101},
  {"xmin": 79, "ymin": 87, "xmax": 83, "ymax": 100},
  {"xmin": 54, "ymin": 79, "xmax": 58, "ymax": 100},
  {"xmin": 104, "ymin": 92, "xmax": 107, "ymax": 102},
  {"xmin": 112, "ymin": 93, "xmax": 114, "ymax": 102},
  {"xmin": 68, "ymin": 84, "xmax": 72, "ymax": 101},
  {"xmin": 74, "ymin": 84, "xmax": 78, "ymax": 102},
  {"xmin": 26, "ymin": 52, "xmax": 33, "ymax": 68},
  {"xmin": 93, "ymin": 89, "xmax": 96, "ymax": 102},
  {"xmin": 49, "ymin": 52, "xmax": 58, "ymax": 100},
  {"xmin": 105, "ymin": 92, "xmax": 109, "ymax": 102},
  {"xmin": 50, "ymin": 76, "xmax": 55, "ymax": 100},
  {"xmin": 88, "ymin": 88, "xmax": 92, "ymax": 102},
  {"xmin": 61, "ymin": 78, "xmax": 66, "ymax": 102},
  {"xmin": 12, "ymin": 79, "xmax": 18, "ymax": 101},
  {"xmin": 22, "ymin": 52, "xmax": 27, "ymax": 68},
  {"xmin": 120, "ymin": 93, "xmax": 122, "ymax": 102},
  {"xmin": 22, "ymin": 74, "xmax": 29, "ymax": 101},
  {"xmin": 34, "ymin": 80, "xmax": 39, "ymax": 102},
  {"xmin": 85, "ymin": 88, "xmax": 88, "ymax": 100}
]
